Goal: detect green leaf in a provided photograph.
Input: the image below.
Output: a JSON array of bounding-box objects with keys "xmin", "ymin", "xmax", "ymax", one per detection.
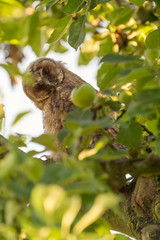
[
  {"xmin": 42, "ymin": 164, "xmax": 83, "ymax": 185},
  {"xmin": 98, "ymin": 0, "xmax": 110, "ymax": 3},
  {"xmin": 5, "ymin": 200, "xmax": 20, "ymax": 225},
  {"xmin": 117, "ymin": 120, "xmax": 142, "ymax": 148},
  {"xmin": 155, "ymin": 0, "xmax": 160, "ymax": 7},
  {"xmin": 98, "ymin": 65, "xmax": 122, "ymax": 91},
  {"xmin": 117, "ymin": 67, "xmax": 152, "ymax": 91},
  {"xmin": 45, "ymin": 41, "xmax": 67, "ymax": 54},
  {"xmin": 109, "ymin": 8, "xmax": 133, "ymax": 26},
  {"xmin": 63, "ymin": 0, "xmax": 84, "ymax": 14},
  {"xmin": 32, "ymin": 134, "xmax": 58, "ymax": 151},
  {"xmin": 78, "ymin": 37, "xmax": 100, "ymax": 65},
  {"xmin": 146, "ymin": 29, "xmax": 160, "ymax": 49},
  {"xmin": 154, "ymin": 138, "xmax": 160, "ymax": 156},
  {"xmin": 129, "ymin": 0, "xmax": 145, "ymax": 7},
  {"xmin": 98, "ymin": 36, "xmax": 113, "ymax": 57},
  {"xmin": 101, "ymin": 53, "xmax": 141, "ymax": 64},
  {"xmin": 0, "ymin": 104, "xmax": 5, "ymax": 119},
  {"xmin": 122, "ymin": 67, "xmax": 152, "ymax": 82},
  {"xmin": 145, "ymin": 49, "xmax": 160, "ymax": 65},
  {"xmin": 48, "ymin": 15, "xmax": 72, "ymax": 43},
  {"xmin": 65, "ymin": 108, "xmax": 112, "ymax": 131},
  {"xmin": 30, "ymin": 184, "xmax": 66, "ymax": 224},
  {"xmin": 35, "ymin": 0, "xmax": 58, "ymax": 9},
  {"xmin": 19, "ymin": 158, "xmax": 43, "ymax": 182},
  {"xmin": 114, "ymin": 233, "xmax": 129, "ymax": 240},
  {"xmin": 89, "ymin": 0, "xmax": 97, "ymax": 10},
  {"xmin": 9, "ymin": 134, "xmax": 27, "ymax": 148},
  {"xmin": 69, "ymin": 15, "xmax": 86, "ymax": 50},
  {"xmin": 28, "ymin": 11, "xmax": 42, "ymax": 56},
  {"xmin": 127, "ymin": 89, "xmax": 160, "ymax": 117},
  {"xmin": 0, "ymin": 0, "xmax": 23, "ymax": 16},
  {"xmin": 11, "ymin": 111, "xmax": 31, "ymax": 126},
  {"xmin": 0, "ymin": 63, "xmax": 21, "ymax": 75},
  {"xmin": 93, "ymin": 148, "xmax": 127, "ymax": 161}
]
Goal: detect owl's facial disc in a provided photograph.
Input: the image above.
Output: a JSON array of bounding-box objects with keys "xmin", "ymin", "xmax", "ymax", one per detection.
[{"xmin": 30, "ymin": 59, "xmax": 64, "ymax": 87}]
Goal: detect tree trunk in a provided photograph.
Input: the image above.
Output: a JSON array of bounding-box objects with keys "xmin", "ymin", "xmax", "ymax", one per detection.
[{"xmin": 104, "ymin": 175, "xmax": 160, "ymax": 240}]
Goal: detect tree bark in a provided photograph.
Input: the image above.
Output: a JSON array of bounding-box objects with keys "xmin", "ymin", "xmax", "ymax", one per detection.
[{"xmin": 104, "ymin": 175, "xmax": 160, "ymax": 240}]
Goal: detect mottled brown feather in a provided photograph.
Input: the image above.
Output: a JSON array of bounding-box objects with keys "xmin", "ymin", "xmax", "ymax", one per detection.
[{"xmin": 23, "ymin": 57, "xmax": 86, "ymax": 137}]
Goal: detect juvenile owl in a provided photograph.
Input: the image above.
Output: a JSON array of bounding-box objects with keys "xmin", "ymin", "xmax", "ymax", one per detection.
[{"xmin": 23, "ymin": 57, "xmax": 86, "ymax": 138}]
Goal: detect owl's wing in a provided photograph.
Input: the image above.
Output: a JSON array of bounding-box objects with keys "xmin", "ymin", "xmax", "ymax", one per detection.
[{"xmin": 45, "ymin": 86, "xmax": 73, "ymax": 136}]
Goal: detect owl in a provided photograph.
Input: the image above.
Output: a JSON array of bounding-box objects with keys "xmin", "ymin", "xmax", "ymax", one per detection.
[
  {"xmin": 23, "ymin": 57, "xmax": 86, "ymax": 138},
  {"xmin": 23, "ymin": 57, "xmax": 121, "ymax": 160}
]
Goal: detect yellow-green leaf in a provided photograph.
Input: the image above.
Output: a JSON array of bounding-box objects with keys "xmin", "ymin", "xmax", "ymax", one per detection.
[
  {"xmin": 12, "ymin": 111, "xmax": 31, "ymax": 126},
  {"xmin": 63, "ymin": 0, "xmax": 84, "ymax": 14},
  {"xmin": 48, "ymin": 15, "xmax": 72, "ymax": 43},
  {"xmin": 146, "ymin": 29, "xmax": 160, "ymax": 49},
  {"xmin": 129, "ymin": 0, "xmax": 145, "ymax": 7}
]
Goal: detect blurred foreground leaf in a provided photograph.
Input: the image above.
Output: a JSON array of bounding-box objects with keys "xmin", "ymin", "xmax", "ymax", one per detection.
[
  {"xmin": 101, "ymin": 53, "xmax": 142, "ymax": 64},
  {"xmin": 63, "ymin": 0, "xmax": 84, "ymax": 14},
  {"xmin": 11, "ymin": 111, "xmax": 31, "ymax": 126}
]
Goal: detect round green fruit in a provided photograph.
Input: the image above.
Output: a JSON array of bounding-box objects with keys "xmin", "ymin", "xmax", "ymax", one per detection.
[{"xmin": 71, "ymin": 84, "xmax": 96, "ymax": 108}]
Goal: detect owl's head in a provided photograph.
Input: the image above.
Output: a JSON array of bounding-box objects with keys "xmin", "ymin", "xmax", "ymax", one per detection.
[{"xmin": 23, "ymin": 58, "xmax": 64, "ymax": 105}]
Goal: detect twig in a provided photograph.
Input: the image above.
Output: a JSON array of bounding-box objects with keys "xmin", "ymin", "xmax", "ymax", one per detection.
[
  {"xmin": 117, "ymin": 109, "xmax": 126, "ymax": 120},
  {"xmin": 140, "ymin": 124, "xmax": 154, "ymax": 136}
]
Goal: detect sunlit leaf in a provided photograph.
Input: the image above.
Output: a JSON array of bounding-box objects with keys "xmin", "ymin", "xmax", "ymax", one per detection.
[
  {"xmin": 98, "ymin": 0, "xmax": 110, "ymax": 3},
  {"xmin": 0, "ymin": 104, "xmax": 5, "ymax": 119},
  {"xmin": 109, "ymin": 8, "xmax": 133, "ymax": 26},
  {"xmin": 146, "ymin": 29, "xmax": 160, "ymax": 49},
  {"xmin": 79, "ymin": 38, "xmax": 100, "ymax": 65},
  {"xmin": 28, "ymin": 11, "xmax": 42, "ymax": 56},
  {"xmin": 73, "ymin": 193, "xmax": 119, "ymax": 234},
  {"xmin": 11, "ymin": 111, "xmax": 31, "ymax": 126},
  {"xmin": 48, "ymin": 15, "xmax": 72, "ymax": 43},
  {"xmin": 145, "ymin": 49, "xmax": 160, "ymax": 65},
  {"xmin": 31, "ymin": 184, "xmax": 66, "ymax": 225},
  {"xmin": 61, "ymin": 195, "xmax": 81, "ymax": 237},
  {"xmin": 45, "ymin": 41, "xmax": 67, "ymax": 54},
  {"xmin": 0, "ymin": 0, "xmax": 23, "ymax": 16},
  {"xmin": 114, "ymin": 233, "xmax": 129, "ymax": 240},
  {"xmin": 35, "ymin": 0, "xmax": 58, "ymax": 9},
  {"xmin": 69, "ymin": 15, "xmax": 87, "ymax": 50},
  {"xmin": 98, "ymin": 36, "xmax": 113, "ymax": 57},
  {"xmin": 98, "ymin": 65, "xmax": 122, "ymax": 91},
  {"xmin": 129, "ymin": 0, "xmax": 145, "ymax": 6},
  {"xmin": 0, "ymin": 63, "xmax": 21, "ymax": 76},
  {"xmin": 63, "ymin": 0, "xmax": 84, "ymax": 14}
]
